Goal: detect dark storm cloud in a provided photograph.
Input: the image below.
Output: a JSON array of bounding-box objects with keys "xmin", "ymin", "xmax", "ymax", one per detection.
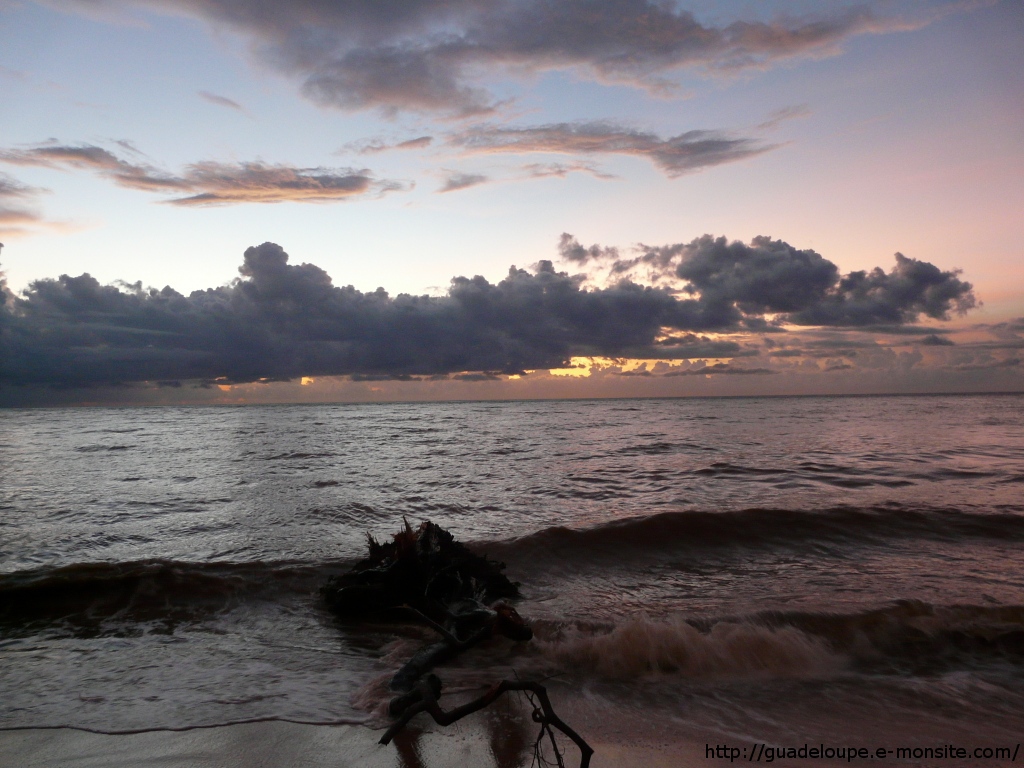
[
  {"xmin": 560, "ymin": 233, "xmax": 977, "ymax": 329},
  {"xmin": 0, "ymin": 242, "xmax": 688, "ymax": 387},
  {"xmin": 0, "ymin": 262, "xmax": 10, "ymax": 309},
  {"xmin": 438, "ymin": 171, "xmax": 489, "ymax": 193},
  {"xmin": 649, "ymin": 333, "xmax": 744, "ymax": 359},
  {"xmin": 788, "ymin": 253, "xmax": 977, "ymax": 326},
  {"xmin": 448, "ymin": 122, "xmax": 772, "ymax": 176},
  {"xmin": 844, "ymin": 324, "xmax": 956, "ymax": 336},
  {"xmin": 1, "ymin": 233, "xmax": 980, "ymax": 388},
  {"xmin": 198, "ymin": 90, "xmax": 245, "ymax": 111},
  {"xmin": 669, "ymin": 234, "xmax": 842, "ymax": 314},
  {"xmin": 0, "ymin": 143, "xmax": 409, "ymax": 205},
  {"xmin": 920, "ymin": 333, "xmax": 955, "ymax": 346},
  {"xmin": 558, "ymin": 232, "xmax": 618, "ymax": 265},
  {"xmin": 55, "ymin": 0, "xmax": 932, "ymax": 116},
  {"xmin": 453, "ymin": 372, "xmax": 502, "ymax": 381}
]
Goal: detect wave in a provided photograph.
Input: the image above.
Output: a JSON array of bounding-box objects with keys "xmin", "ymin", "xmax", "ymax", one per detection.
[
  {"xmin": 540, "ymin": 616, "xmax": 840, "ymax": 679},
  {"xmin": 0, "ymin": 559, "xmax": 339, "ymax": 634},
  {"xmin": 481, "ymin": 506, "xmax": 1024, "ymax": 562},
  {"xmin": 536, "ymin": 601, "xmax": 1024, "ymax": 680},
  {"xmin": 759, "ymin": 600, "xmax": 1024, "ymax": 671}
]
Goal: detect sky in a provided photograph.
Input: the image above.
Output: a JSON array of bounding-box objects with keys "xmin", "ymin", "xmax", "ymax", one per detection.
[{"xmin": 0, "ymin": 0, "xmax": 1022, "ymax": 405}]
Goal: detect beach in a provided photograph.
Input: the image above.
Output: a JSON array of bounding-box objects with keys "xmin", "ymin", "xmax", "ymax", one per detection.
[
  {"xmin": 2, "ymin": 719, "xmax": 717, "ymax": 768},
  {"xmin": 3, "ymin": 394, "xmax": 1023, "ymax": 766}
]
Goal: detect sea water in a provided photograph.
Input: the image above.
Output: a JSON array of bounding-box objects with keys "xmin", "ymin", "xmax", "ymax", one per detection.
[{"xmin": 2, "ymin": 394, "xmax": 1023, "ymax": 753}]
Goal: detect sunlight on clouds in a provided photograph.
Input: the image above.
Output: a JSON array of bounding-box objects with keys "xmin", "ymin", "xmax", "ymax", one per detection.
[
  {"xmin": 548, "ymin": 356, "xmax": 737, "ymax": 377},
  {"xmin": 548, "ymin": 357, "xmax": 594, "ymax": 377}
]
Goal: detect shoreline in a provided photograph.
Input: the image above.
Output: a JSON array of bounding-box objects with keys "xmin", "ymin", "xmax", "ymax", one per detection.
[
  {"xmin": 0, "ymin": 718, "xmax": 698, "ymax": 768},
  {"xmin": 8, "ymin": 714, "xmax": 1016, "ymax": 768}
]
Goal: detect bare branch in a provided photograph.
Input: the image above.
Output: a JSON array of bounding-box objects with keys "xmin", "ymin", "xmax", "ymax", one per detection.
[{"xmin": 380, "ymin": 679, "xmax": 593, "ymax": 768}]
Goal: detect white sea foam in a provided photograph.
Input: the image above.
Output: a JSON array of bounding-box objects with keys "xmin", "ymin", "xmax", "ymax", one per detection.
[{"xmin": 540, "ymin": 616, "xmax": 843, "ymax": 679}]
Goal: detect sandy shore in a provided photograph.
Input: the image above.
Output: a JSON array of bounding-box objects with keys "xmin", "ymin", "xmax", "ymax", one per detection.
[
  {"xmin": 0, "ymin": 718, "xmax": 697, "ymax": 768},
  {"xmin": 7, "ymin": 717, "xmax": 1017, "ymax": 768}
]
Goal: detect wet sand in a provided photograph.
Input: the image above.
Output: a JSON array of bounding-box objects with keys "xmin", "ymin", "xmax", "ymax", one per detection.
[
  {"xmin": 0, "ymin": 718, "xmax": 694, "ymax": 768},
  {"xmin": 4, "ymin": 715, "xmax": 1020, "ymax": 767}
]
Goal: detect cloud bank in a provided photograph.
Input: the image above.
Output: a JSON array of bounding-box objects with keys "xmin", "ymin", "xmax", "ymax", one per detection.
[
  {"xmin": 1, "ymin": 235, "xmax": 978, "ymax": 388},
  {"xmin": 0, "ymin": 143, "xmax": 408, "ymax": 205},
  {"xmin": 53, "ymin": 0, "xmax": 937, "ymax": 117},
  {"xmin": 561, "ymin": 233, "xmax": 977, "ymax": 327}
]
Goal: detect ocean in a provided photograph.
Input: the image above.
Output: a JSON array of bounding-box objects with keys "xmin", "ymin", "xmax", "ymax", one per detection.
[{"xmin": 2, "ymin": 394, "xmax": 1023, "ymax": 762}]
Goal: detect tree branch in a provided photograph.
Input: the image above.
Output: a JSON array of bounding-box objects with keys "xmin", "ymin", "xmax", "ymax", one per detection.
[{"xmin": 380, "ymin": 679, "xmax": 593, "ymax": 768}]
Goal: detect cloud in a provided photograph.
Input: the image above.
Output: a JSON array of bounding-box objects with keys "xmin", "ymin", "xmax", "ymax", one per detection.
[
  {"xmin": 438, "ymin": 171, "xmax": 489, "ymax": 193},
  {"xmin": 51, "ymin": 0, "xmax": 941, "ymax": 116},
  {"xmin": 0, "ymin": 242, "xmax": 686, "ymax": 387},
  {"xmin": 1, "ymin": 234, "xmax": 981, "ymax": 388},
  {"xmin": 198, "ymin": 90, "xmax": 245, "ymax": 112},
  {"xmin": 449, "ymin": 122, "xmax": 772, "ymax": 176},
  {"xmin": 167, "ymin": 162, "xmax": 407, "ymax": 205},
  {"xmin": 0, "ymin": 172, "xmax": 55, "ymax": 238},
  {"xmin": 648, "ymin": 333, "xmax": 745, "ymax": 359},
  {"xmin": 0, "ymin": 143, "xmax": 192, "ymax": 191},
  {"xmin": 920, "ymin": 333, "xmax": 955, "ymax": 346},
  {"xmin": 343, "ymin": 136, "xmax": 434, "ymax": 155},
  {"xmin": 950, "ymin": 358, "xmax": 1021, "ymax": 372},
  {"xmin": 560, "ymin": 233, "xmax": 977, "ymax": 328},
  {"xmin": 662, "ymin": 362, "xmax": 776, "ymax": 377},
  {"xmin": 0, "ymin": 142, "xmax": 409, "ymax": 205},
  {"xmin": 434, "ymin": 160, "xmax": 610, "ymax": 193},
  {"xmin": 521, "ymin": 162, "xmax": 614, "ymax": 180},
  {"xmin": 843, "ymin": 324, "xmax": 956, "ymax": 336},
  {"xmin": 973, "ymin": 317, "xmax": 1024, "ymax": 339},
  {"xmin": 756, "ymin": 104, "xmax": 812, "ymax": 131},
  {"xmin": 789, "ymin": 252, "xmax": 977, "ymax": 326},
  {"xmin": 0, "ymin": 174, "xmax": 42, "ymax": 202},
  {"xmin": 558, "ymin": 232, "xmax": 619, "ymax": 265}
]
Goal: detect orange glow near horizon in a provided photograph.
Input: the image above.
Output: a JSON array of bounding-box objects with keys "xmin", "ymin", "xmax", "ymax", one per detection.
[{"xmin": 548, "ymin": 356, "xmax": 737, "ymax": 377}]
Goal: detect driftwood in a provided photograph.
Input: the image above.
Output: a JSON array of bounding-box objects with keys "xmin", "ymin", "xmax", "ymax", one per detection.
[
  {"xmin": 380, "ymin": 677, "xmax": 594, "ymax": 768},
  {"xmin": 323, "ymin": 519, "xmax": 533, "ymax": 691},
  {"xmin": 323, "ymin": 520, "xmax": 593, "ymax": 767}
]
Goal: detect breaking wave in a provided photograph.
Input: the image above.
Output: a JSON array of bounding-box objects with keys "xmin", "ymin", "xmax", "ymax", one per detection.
[
  {"xmin": 0, "ymin": 559, "xmax": 339, "ymax": 634},
  {"xmin": 482, "ymin": 506, "xmax": 1024, "ymax": 562},
  {"xmin": 540, "ymin": 616, "xmax": 841, "ymax": 679},
  {"xmin": 535, "ymin": 601, "xmax": 1024, "ymax": 681}
]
